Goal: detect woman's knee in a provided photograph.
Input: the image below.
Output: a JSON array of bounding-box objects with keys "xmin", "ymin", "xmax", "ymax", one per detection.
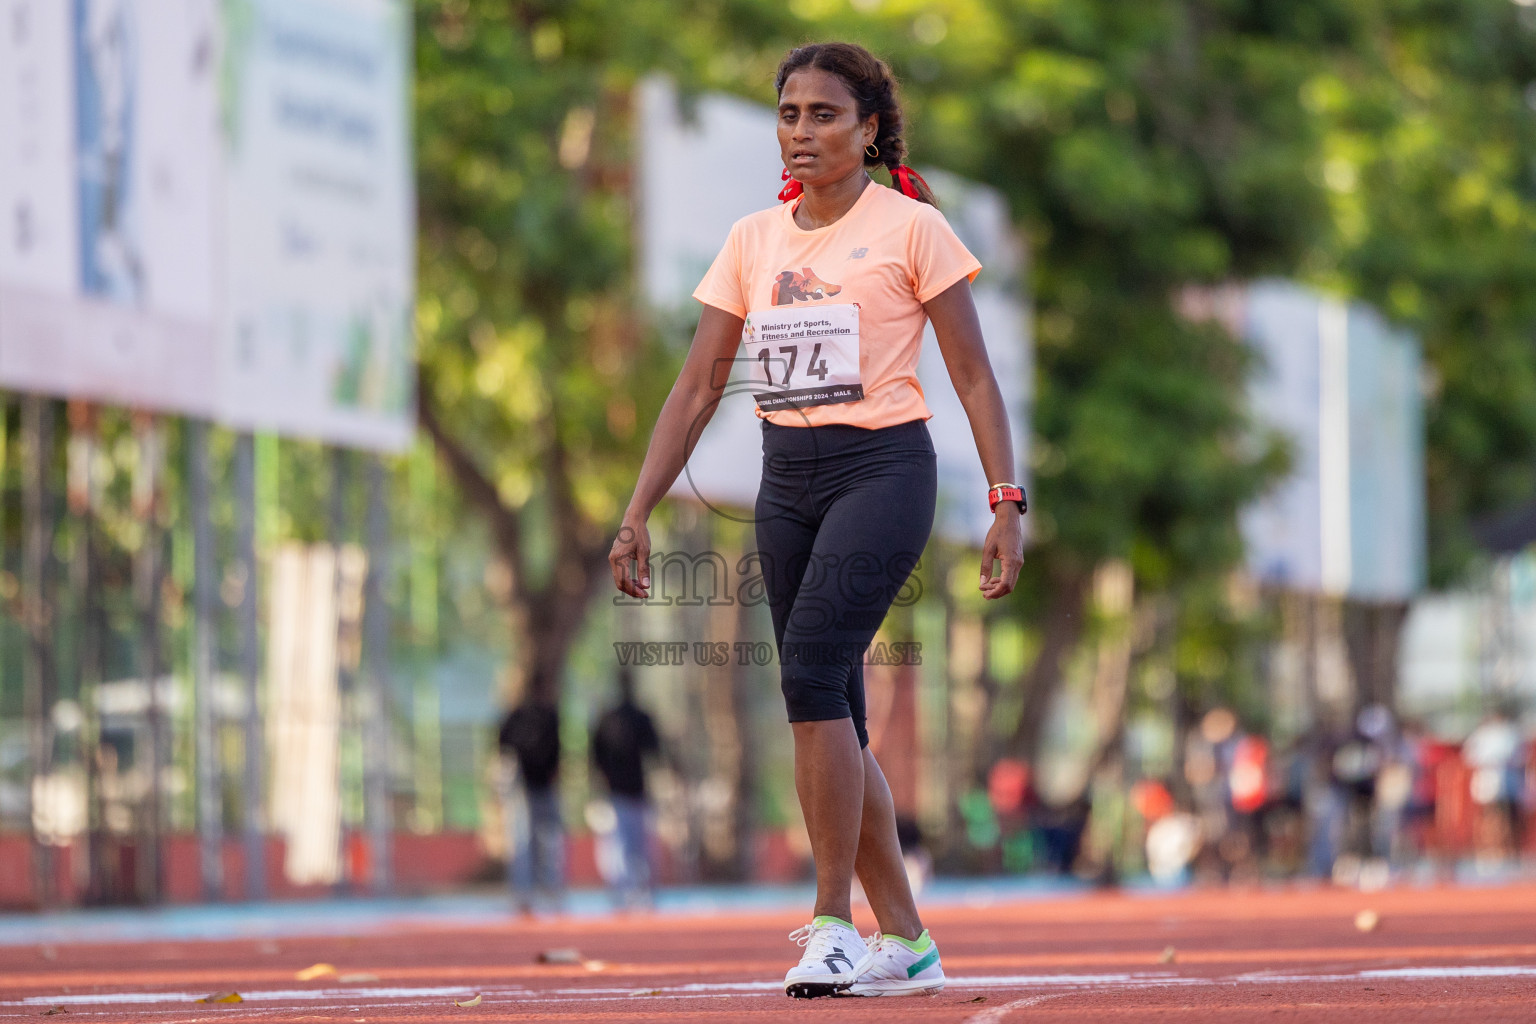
[
  {"xmin": 781, "ymin": 664, "xmax": 869, "ymax": 748},
  {"xmin": 780, "ymin": 658, "xmax": 852, "ymax": 723}
]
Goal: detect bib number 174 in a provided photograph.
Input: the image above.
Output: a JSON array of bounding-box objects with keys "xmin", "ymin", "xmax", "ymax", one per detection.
[
  {"xmin": 744, "ymin": 304, "xmax": 863, "ymax": 411},
  {"xmin": 757, "ymin": 343, "xmax": 830, "ymax": 387}
]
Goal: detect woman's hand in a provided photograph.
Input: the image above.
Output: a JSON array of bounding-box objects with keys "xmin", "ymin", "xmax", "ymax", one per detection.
[
  {"xmin": 609, "ymin": 514, "xmax": 652, "ymax": 599},
  {"xmin": 979, "ymin": 506, "xmax": 1024, "ymax": 599}
]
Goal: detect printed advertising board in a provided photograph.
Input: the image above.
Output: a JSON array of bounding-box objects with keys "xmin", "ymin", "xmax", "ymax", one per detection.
[{"xmin": 0, "ymin": 0, "xmax": 414, "ymax": 452}]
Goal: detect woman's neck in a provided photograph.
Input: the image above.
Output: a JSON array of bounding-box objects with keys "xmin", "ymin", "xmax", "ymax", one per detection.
[{"xmin": 794, "ymin": 170, "xmax": 871, "ymax": 230}]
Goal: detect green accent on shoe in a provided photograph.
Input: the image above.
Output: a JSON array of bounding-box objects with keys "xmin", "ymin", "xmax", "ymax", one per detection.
[
  {"xmin": 811, "ymin": 915, "xmax": 855, "ymax": 931},
  {"xmin": 905, "ymin": 947, "xmax": 940, "ymax": 978},
  {"xmin": 887, "ymin": 930, "xmax": 931, "ymax": 954}
]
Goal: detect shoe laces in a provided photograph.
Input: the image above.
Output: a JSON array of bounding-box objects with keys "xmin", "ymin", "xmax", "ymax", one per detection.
[
  {"xmin": 787, "ymin": 921, "xmax": 856, "ymax": 959},
  {"xmin": 787, "ymin": 923, "xmax": 818, "ymax": 947},
  {"xmin": 863, "ymin": 932, "xmax": 925, "ymax": 962}
]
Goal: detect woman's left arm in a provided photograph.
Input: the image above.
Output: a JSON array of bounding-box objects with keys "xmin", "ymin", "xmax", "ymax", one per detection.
[{"xmin": 924, "ymin": 278, "xmax": 1025, "ymax": 600}]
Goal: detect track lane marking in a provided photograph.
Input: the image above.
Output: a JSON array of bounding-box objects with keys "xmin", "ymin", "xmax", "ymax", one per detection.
[
  {"xmin": 8, "ymin": 963, "xmax": 1536, "ymax": 1012},
  {"xmin": 8, "ymin": 941, "xmax": 1536, "ymax": 993},
  {"xmin": 964, "ymin": 993, "xmax": 1070, "ymax": 1023}
]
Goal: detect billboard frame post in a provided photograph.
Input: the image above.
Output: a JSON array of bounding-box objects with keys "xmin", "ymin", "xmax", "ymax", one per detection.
[
  {"xmin": 234, "ymin": 432, "xmax": 265, "ymax": 900},
  {"xmin": 328, "ymin": 447, "xmax": 354, "ymax": 891},
  {"xmin": 188, "ymin": 420, "xmax": 223, "ymax": 901},
  {"xmin": 132, "ymin": 413, "xmax": 165, "ymax": 904},
  {"xmin": 362, "ymin": 455, "xmax": 393, "ymax": 893},
  {"xmin": 65, "ymin": 402, "xmax": 105, "ymax": 902},
  {"xmin": 21, "ymin": 395, "xmax": 55, "ymax": 909}
]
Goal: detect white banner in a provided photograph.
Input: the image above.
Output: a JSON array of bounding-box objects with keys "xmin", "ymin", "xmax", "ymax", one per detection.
[
  {"xmin": 219, "ymin": 0, "xmax": 415, "ymax": 450},
  {"xmin": 0, "ymin": 0, "xmax": 414, "ymax": 452},
  {"xmin": 0, "ymin": 0, "xmax": 220, "ymax": 415}
]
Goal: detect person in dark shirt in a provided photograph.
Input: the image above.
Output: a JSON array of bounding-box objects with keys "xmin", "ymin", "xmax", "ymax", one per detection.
[
  {"xmin": 591, "ymin": 667, "xmax": 661, "ymax": 906},
  {"xmin": 497, "ymin": 678, "xmax": 564, "ymax": 913}
]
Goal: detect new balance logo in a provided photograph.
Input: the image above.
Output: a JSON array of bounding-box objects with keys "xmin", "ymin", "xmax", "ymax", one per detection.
[{"xmin": 848, "ymin": 248, "xmax": 868, "ymax": 259}]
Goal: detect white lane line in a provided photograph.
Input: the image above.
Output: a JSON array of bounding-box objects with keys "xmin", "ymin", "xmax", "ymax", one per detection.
[
  {"xmin": 1359, "ymin": 966, "xmax": 1536, "ymax": 980},
  {"xmin": 542, "ymin": 975, "xmax": 1188, "ymax": 996},
  {"xmin": 2, "ymin": 974, "xmax": 1180, "ymax": 1008},
  {"xmin": 964, "ymin": 993, "xmax": 1069, "ymax": 1024},
  {"xmin": 7, "ymin": 963, "xmax": 1536, "ymax": 1011},
  {"xmin": 12, "ymin": 985, "xmax": 489, "ymax": 1006},
  {"xmin": 948, "ymin": 973, "xmax": 1194, "ymax": 988},
  {"xmin": 1230, "ymin": 965, "xmax": 1536, "ymax": 984},
  {"xmin": 0, "ymin": 992, "xmax": 781, "ymax": 1020},
  {"xmin": 547, "ymin": 981, "xmax": 783, "ymax": 995}
]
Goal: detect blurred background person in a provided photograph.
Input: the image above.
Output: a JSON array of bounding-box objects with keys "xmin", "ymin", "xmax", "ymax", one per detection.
[
  {"xmin": 1463, "ymin": 706, "xmax": 1525, "ymax": 871},
  {"xmin": 1370, "ymin": 709, "xmax": 1418, "ymax": 873},
  {"xmin": 591, "ymin": 667, "xmax": 662, "ymax": 909},
  {"xmin": 497, "ymin": 677, "xmax": 565, "ymax": 914},
  {"xmin": 1327, "ymin": 713, "xmax": 1385, "ymax": 886},
  {"xmin": 1305, "ymin": 729, "xmax": 1349, "ymax": 881}
]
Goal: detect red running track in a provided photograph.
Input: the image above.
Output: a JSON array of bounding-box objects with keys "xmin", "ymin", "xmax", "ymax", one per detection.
[{"xmin": 3, "ymin": 882, "xmax": 1536, "ymax": 1022}]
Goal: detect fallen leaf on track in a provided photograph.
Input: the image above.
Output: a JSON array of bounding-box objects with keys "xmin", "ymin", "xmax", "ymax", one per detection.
[
  {"xmin": 195, "ymin": 992, "xmax": 243, "ymax": 1004},
  {"xmin": 966, "ymin": 995, "xmax": 987, "ymax": 1003},
  {"xmin": 41, "ymin": 1006, "xmax": 66, "ymax": 1016},
  {"xmin": 295, "ymin": 963, "xmax": 338, "ymax": 981},
  {"xmin": 1159, "ymin": 945, "xmax": 1178, "ymax": 964},
  {"xmin": 629, "ymin": 989, "xmax": 661, "ymax": 997},
  {"xmin": 453, "ymin": 994, "xmax": 482, "ymax": 1008}
]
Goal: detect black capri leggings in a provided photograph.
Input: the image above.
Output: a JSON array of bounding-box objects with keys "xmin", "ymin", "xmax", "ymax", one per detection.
[{"xmin": 754, "ymin": 417, "xmax": 937, "ymax": 749}]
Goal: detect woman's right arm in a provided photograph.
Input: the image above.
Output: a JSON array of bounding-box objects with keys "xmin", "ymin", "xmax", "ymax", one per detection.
[{"xmin": 609, "ymin": 303, "xmax": 746, "ymax": 598}]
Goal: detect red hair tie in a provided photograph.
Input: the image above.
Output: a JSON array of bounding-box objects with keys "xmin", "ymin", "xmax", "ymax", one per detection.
[
  {"xmin": 893, "ymin": 165, "xmax": 929, "ymax": 200},
  {"xmin": 779, "ymin": 167, "xmax": 804, "ymax": 202}
]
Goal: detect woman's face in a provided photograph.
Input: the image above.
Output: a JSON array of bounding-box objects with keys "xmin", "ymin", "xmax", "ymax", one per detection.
[{"xmin": 777, "ymin": 68, "xmax": 877, "ymax": 190}]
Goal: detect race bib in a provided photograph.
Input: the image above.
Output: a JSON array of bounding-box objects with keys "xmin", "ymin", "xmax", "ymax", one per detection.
[{"xmin": 742, "ymin": 304, "xmax": 863, "ymax": 411}]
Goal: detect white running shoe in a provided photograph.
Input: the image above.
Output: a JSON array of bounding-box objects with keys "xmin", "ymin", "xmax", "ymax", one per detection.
[
  {"xmin": 783, "ymin": 916, "xmax": 869, "ymax": 998},
  {"xmin": 843, "ymin": 930, "xmax": 945, "ymax": 996}
]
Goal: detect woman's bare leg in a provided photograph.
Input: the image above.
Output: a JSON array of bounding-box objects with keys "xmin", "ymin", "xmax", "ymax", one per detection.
[
  {"xmin": 792, "ymin": 718, "xmax": 865, "ymax": 922},
  {"xmin": 793, "ymin": 718, "xmax": 925, "ymax": 939},
  {"xmin": 854, "ymin": 748, "xmax": 924, "ymax": 940}
]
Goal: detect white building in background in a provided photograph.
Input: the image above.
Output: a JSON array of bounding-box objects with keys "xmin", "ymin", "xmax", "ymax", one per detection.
[
  {"xmin": 1399, "ymin": 553, "xmax": 1536, "ymax": 735},
  {"xmin": 1233, "ymin": 280, "xmax": 1427, "ymax": 602}
]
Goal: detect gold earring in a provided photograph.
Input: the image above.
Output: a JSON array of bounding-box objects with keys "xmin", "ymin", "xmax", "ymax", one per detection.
[{"xmin": 865, "ymin": 142, "xmax": 879, "ymax": 159}]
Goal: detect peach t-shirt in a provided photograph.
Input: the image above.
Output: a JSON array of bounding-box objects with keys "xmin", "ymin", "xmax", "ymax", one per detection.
[{"xmin": 692, "ymin": 182, "xmax": 981, "ymax": 429}]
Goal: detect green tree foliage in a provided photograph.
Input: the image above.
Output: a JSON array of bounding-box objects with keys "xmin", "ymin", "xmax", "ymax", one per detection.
[
  {"xmin": 1301, "ymin": 0, "xmax": 1536, "ymax": 583},
  {"xmin": 414, "ymin": 0, "xmax": 695, "ymax": 693}
]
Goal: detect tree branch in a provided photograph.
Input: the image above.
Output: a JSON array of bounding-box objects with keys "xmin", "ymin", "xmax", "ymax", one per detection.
[{"xmin": 416, "ymin": 367, "xmax": 528, "ymax": 608}]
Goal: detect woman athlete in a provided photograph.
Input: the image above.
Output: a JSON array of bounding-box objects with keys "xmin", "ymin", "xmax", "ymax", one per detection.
[{"xmin": 609, "ymin": 42, "xmax": 1024, "ymax": 998}]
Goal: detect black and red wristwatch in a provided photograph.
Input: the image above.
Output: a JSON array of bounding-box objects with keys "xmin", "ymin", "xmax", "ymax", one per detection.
[{"xmin": 988, "ymin": 482, "xmax": 1027, "ymax": 514}]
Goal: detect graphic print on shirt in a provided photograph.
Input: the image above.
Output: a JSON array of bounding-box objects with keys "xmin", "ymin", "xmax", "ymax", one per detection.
[
  {"xmin": 772, "ymin": 267, "xmax": 842, "ymax": 305},
  {"xmin": 742, "ymin": 303, "xmax": 863, "ymax": 411}
]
